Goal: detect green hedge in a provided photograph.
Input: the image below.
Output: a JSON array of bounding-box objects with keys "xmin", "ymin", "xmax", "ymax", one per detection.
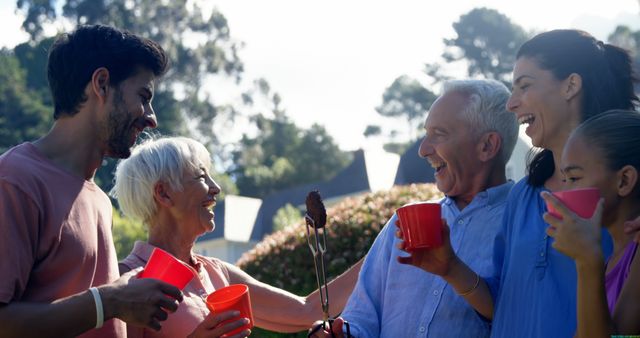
[{"xmin": 236, "ymin": 183, "xmax": 443, "ymax": 337}]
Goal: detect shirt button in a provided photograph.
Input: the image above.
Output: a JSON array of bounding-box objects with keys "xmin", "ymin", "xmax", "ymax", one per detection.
[
  {"xmin": 540, "ymin": 252, "xmax": 544, "ymax": 257},
  {"xmin": 419, "ymin": 327, "xmax": 426, "ymax": 332},
  {"xmin": 458, "ymin": 220, "xmax": 464, "ymax": 225},
  {"xmin": 433, "ymin": 290, "xmax": 439, "ymax": 296}
]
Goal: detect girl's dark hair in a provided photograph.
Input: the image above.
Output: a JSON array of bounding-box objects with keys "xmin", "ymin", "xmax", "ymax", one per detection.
[
  {"xmin": 47, "ymin": 24, "xmax": 169, "ymax": 119},
  {"xmin": 573, "ymin": 110, "xmax": 640, "ymax": 186},
  {"xmin": 516, "ymin": 29, "xmax": 639, "ymax": 186}
]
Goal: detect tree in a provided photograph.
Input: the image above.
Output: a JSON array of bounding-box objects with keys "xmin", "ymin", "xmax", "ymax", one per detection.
[
  {"xmin": 375, "ymin": 75, "xmax": 436, "ymax": 141},
  {"xmin": 16, "ymin": 0, "xmax": 240, "ymax": 146},
  {"xmin": 608, "ymin": 25, "xmax": 640, "ymax": 96},
  {"xmin": 0, "ymin": 49, "xmax": 50, "ymax": 153},
  {"xmin": 12, "ymin": 38, "xmax": 54, "ymax": 106},
  {"xmin": 231, "ymin": 114, "xmax": 351, "ymax": 198},
  {"xmin": 608, "ymin": 25, "xmax": 640, "ymax": 52},
  {"xmin": 382, "ymin": 142, "xmax": 412, "ymax": 155},
  {"xmin": 272, "ymin": 204, "xmax": 302, "ymax": 232},
  {"xmin": 9, "ymin": 0, "xmax": 325, "ymax": 201},
  {"xmin": 12, "ymin": 0, "xmax": 250, "ymax": 194},
  {"xmin": 363, "ymin": 125, "xmax": 382, "ymax": 138},
  {"xmin": 112, "ymin": 207, "xmax": 147, "ymax": 260},
  {"xmin": 444, "ymin": 7, "xmax": 529, "ymax": 83},
  {"xmin": 373, "ymin": 8, "xmax": 530, "ymax": 148},
  {"xmin": 608, "ymin": 25, "xmax": 640, "ymax": 72},
  {"xmin": 427, "ymin": 7, "xmax": 530, "ymax": 86},
  {"xmin": 212, "ymin": 172, "xmax": 239, "ymax": 199}
]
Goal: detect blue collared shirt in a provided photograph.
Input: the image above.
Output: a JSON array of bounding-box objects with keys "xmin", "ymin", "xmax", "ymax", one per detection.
[
  {"xmin": 487, "ymin": 178, "xmax": 612, "ymax": 338},
  {"xmin": 341, "ymin": 181, "xmax": 513, "ymax": 338}
]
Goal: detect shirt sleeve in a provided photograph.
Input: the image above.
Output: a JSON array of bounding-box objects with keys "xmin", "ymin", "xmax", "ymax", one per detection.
[
  {"xmin": 0, "ymin": 179, "xmax": 40, "ymax": 303},
  {"xmin": 340, "ymin": 214, "xmax": 398, "ymax": 337},
  {"xmin": 118, "ymin": 253, "xmax": 144, "ymax": 274}
]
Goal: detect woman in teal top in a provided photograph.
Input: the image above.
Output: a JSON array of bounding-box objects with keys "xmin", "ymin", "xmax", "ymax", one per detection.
[{"xmin": 396, "ymin": 29, "xmax": 638, "ymax": 337}]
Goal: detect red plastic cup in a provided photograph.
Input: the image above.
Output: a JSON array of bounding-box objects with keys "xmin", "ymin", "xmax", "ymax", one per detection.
[
  {"xmin": 206, "ymin": 284, "xmax": 254, "ymax": 336},
  {"xmin": 546, "ymin": 187, "xmax": 600, "ymax": 219},
  {"xmin": 139, "ymin": 248, "xmax": 195, "ymax": 290},
  {"xmin": 396, "ymin": 202, "xmax": 442, "ymax": 250}
]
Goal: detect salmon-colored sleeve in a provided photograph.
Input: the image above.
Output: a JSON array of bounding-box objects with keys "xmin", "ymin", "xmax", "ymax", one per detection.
[
  {"xmin": 126, "ymin": 324, "xmax": 145, "ymax": 338},
  {"xmin": 0, "ymin": 179, "xmax": 40, "ymax": 303}
]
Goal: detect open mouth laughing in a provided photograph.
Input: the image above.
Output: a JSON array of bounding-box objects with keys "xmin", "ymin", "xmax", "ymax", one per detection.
[
  {"xmin": 429, "ymin": 159, "xmax": 447, "ymax": 174},
  {"xmin": 518, "ymin": 114, "xmax": 535, "ymax": 126}
]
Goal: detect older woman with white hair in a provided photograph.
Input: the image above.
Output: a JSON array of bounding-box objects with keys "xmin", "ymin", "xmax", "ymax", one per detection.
[{"xmin": 111, "ymin": 136, "xmax": 361, "ymax": 338}]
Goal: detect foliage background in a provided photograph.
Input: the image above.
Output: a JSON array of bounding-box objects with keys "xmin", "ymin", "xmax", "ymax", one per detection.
[
  {"xmin": 1, "ymin": 3, "xmax": 638, "ymax": 335},
  {"xmin": 112, "ymin": 208, "xmax": 146, "ymax": 260},
  {"xmin": 237, "ymin": 183, "xmax": 443, "ymax": 337}
]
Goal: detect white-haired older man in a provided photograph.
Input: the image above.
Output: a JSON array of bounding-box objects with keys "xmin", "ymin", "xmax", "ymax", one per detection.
[{"xmin": 311, "ymin": 79, "xmax": 518, "ymax": 338}]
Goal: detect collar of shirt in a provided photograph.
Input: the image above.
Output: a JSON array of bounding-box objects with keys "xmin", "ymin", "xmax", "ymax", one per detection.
[{"xmin": 442, "ymin": 180, "xmax": 514, "ymax": 212}]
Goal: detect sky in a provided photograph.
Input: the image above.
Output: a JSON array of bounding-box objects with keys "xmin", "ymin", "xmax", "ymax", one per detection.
[{"xmin": 1, "ymin": 0, "xmax": 639, "ymax": 151}]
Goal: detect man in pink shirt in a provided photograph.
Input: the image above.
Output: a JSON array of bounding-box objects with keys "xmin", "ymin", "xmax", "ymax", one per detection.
[{"xmin": 0, "ymin": 24, "xmax": 183, "ymax": 337}]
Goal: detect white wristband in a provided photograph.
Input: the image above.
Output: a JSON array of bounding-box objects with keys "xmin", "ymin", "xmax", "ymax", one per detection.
[{"xmin": 89, "ymin": 287, "xmax": 104, "ymax": 329}]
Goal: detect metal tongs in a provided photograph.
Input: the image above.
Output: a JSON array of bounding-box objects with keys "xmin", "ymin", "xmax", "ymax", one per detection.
[{"xmin": 305, "ymin": 190, "xmax": 351, "ymax": 338}]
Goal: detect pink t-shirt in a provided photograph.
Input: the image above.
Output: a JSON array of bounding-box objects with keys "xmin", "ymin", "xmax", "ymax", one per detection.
[
  {"xmin": 120, "ymin": 241, "xmax": 231, "ymax": 338},
  {"xmin": 0, "ymin": 143, "xmax": 126, "ymax": 337}
]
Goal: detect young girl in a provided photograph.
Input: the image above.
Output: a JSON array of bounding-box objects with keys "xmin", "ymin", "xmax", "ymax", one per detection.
[{"xmin": 542, "ymin": 110, "xmax": 640, "ymax": 336}]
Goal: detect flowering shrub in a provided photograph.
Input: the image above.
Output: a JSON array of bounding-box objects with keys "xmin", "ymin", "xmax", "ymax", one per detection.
[{"xmin": 236, "ymin": 183, "xmax": 442, "ymax": 337}]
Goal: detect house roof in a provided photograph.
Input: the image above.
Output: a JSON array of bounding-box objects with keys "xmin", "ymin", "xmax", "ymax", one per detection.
[{"xmin": 197, "ymin": 143, "xmax": 435, "ymax": 244}]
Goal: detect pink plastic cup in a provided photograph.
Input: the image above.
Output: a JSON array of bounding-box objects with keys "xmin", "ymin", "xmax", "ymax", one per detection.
[
  {"xmin": 546, "ymin": 187, "xmax": 600, "ymax": 219},
  {"xmin": 139, "ymin": 248, "xmax": 195, "ymax": 290},
  {"xmin": 396, "ymin": 202, "xmax": 442, "ymax": 250},
  {"xmin": 206, "ymin": 284, "xmax": 254, "ymax": 336}
]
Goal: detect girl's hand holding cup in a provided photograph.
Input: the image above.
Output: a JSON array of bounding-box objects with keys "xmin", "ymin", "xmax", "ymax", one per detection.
[{"xmin": 541, "ymin": 190, "xmax": 605, "ymax": 264}]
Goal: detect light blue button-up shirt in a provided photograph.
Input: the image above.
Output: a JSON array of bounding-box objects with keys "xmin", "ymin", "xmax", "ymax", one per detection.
[
  {"xmin": 341, "ymin": 181, "xmax": 513, "ymax": 338},
  {"xmin": 487, "ymin": 178, "xmax": 612, "ymax": 338}
]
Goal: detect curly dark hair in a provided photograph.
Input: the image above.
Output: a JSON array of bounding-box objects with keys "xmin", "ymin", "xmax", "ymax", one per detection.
[{"xmin": 47, "ymin": 24, "xmax": 169, "ymax": 119}]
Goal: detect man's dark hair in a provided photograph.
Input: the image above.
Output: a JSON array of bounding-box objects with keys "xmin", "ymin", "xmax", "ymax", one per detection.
[{"xmin": 47, "ymin": 24, "xmax": 169, "ymax": 119}]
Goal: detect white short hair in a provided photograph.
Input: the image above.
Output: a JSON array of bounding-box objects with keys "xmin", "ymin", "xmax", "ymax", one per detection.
[
  {"xmin": 110, "ymin": 136, "xmax": 212, "ymax": 226},
  {"xmin": 441, "ymin": 79, "xmax": 518, "ymax": 164}
]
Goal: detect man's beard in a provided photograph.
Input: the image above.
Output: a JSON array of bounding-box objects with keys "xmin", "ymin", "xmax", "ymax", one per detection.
[{"xmin": 105, "ymin": 90, "xmax": 135, "ymax": 159}]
